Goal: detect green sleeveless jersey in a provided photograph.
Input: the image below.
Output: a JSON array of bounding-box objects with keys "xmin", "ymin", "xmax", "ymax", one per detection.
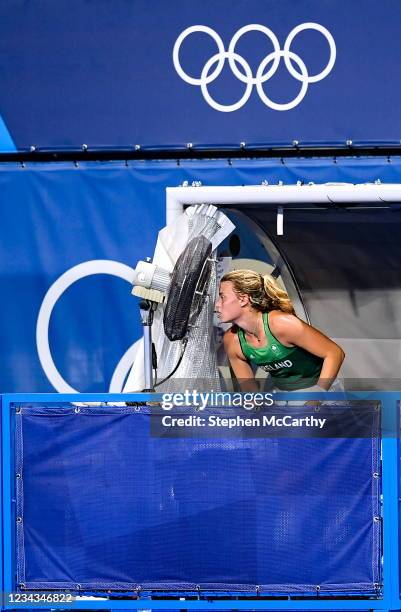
[{"xmin": 237, "ymin": 312, "xmax": 323, "ymax": 391}]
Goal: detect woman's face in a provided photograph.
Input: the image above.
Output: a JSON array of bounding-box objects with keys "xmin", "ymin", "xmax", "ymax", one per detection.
[{"xmin": 215, "ymin": 281, "xmax": 245, "ymax": 323}]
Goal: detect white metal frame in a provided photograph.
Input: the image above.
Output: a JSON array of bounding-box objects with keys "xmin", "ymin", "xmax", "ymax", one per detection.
[{"xmin": 166, "ymin": 182, "xmax": 401, "ymax": 234}]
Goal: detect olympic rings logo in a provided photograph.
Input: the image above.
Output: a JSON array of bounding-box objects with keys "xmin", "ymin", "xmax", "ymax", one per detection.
[
  {"xmin": 36, "ymin": 260, "xmax": 139, "ymax": 393},
  {"xmin": 173, "ymin": 23, "xmax": 336, "ymax": 112}
]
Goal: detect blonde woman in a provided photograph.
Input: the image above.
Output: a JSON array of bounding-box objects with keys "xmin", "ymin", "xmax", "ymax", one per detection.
[{"xmin": 215, "ymin": 270, "xmax": 344, "ymax": 392}]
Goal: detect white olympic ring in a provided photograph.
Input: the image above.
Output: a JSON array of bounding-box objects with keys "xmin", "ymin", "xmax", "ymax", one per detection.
[
  {"xmin": 256, "ymin": 50, "xmax": 309, "ymax": 112},
  {"xmin": 228, "ymin": 24, "xmax": 281, "ymax": 85},
  {"xmin": 36, "ymin": 260, "xmax": 139, "ymax": 394},
  {"xmin": 173, "ymin": 22, "xmax": 336, "ymax": 112},
  {"xmin": 201, "ymin": 51, "xmax": 254, "ymax": 113},
  {"xmin": 173, "ymin": 25, "xmax": 226, "ymax": 86}
]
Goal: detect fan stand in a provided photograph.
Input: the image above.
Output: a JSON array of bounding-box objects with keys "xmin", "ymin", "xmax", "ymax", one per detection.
[{"xmin": 139, "ymin": 299, "xmax": 158, "ymax": 392}]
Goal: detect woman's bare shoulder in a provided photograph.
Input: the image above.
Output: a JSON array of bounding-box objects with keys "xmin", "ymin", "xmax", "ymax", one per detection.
[
  {"xmin": 223, "ymin": 325, "xmax": 248, "ymax": 362},
  {"xmin": 268, "ymin": 310, "xmax": 303, "ymax": 341},
  {"xmin": 223, "ymin": 325, "xmax": 238, "ymax": 343},
  {"xmin": 223, "ymin": 325, "xmax": 241, "ymax": 350}
]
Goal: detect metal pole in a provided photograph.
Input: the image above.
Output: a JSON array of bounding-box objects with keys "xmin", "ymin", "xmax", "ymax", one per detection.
[{"xmin": 139, "ymin": 300, "xmax": 155, "ymax": 392}]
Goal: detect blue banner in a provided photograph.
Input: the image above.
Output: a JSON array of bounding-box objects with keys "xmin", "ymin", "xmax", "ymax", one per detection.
[
  {"xmin": 0, "ymin": 0, "xmax": 400, "ymax": 150},
  {"xmin": 3, "ymin": 157, "xmax": 401, "ymax": 393},
  {"xmin": 16, "ymin": 403, "xmax": 380, "ymax": 593}
]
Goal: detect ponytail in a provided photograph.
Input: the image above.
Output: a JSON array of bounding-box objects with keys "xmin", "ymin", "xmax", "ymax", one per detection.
[{"xmin": 221, "ymin": 269, "xmax": 295, "ymax": 314}]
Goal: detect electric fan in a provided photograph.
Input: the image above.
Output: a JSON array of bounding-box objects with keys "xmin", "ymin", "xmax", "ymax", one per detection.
[{"xmin": 132, "ymin": 235, "xmax": 214, "ymax": 390}]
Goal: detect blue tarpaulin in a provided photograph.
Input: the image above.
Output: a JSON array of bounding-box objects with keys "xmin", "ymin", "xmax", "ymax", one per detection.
[
  {"xmin": 15, "ymin": 403, "xmax": 381, "ymax": 594},
  {"xmin": 3, "ymin": 157, "xmax": 401, "ymax": 393},
  {"xmin": 0, "ymin": 0, "xmax": 400, "ymax": 150}
]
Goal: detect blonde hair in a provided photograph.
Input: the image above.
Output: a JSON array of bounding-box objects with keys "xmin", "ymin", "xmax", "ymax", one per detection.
[{"xmin": 221, "ymin": 269, "xmax": 295, "ymax": 314}]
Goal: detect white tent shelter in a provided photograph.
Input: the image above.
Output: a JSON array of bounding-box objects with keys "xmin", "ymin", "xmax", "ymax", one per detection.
[{"xmin": 167, "ymin": 183, "xmax": 401, "ymax": 388}]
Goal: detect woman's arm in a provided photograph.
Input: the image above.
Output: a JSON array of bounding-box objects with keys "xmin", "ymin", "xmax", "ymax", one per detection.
[
  {"xmin": 269, "ymin": 312, "xmax": 345, "ymax": 390},
  {"xmin": 223, "ymin": 329, "xmax": 259, "ymax": 392}
]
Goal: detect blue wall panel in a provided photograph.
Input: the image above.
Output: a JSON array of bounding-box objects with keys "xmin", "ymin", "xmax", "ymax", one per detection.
[
  {"xmin": 0, "ymin": 0, "xmax": 400, "ymax": 149},
  {"xmin": 2, "ymin": 157, "xmax": 401, "ymax": 393},
  {"xmin": 15, "ymin": 403, "xmax": 380, "ymax": 594}
]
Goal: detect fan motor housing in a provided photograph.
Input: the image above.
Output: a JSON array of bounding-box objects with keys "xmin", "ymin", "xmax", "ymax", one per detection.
[
  {"xmin": 132, "ymin": 261, "xmax": 171, "ymax": 293},
  {"xmin": 163, "ymin": 235, "xmax": 213, "ymax": 341}
]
